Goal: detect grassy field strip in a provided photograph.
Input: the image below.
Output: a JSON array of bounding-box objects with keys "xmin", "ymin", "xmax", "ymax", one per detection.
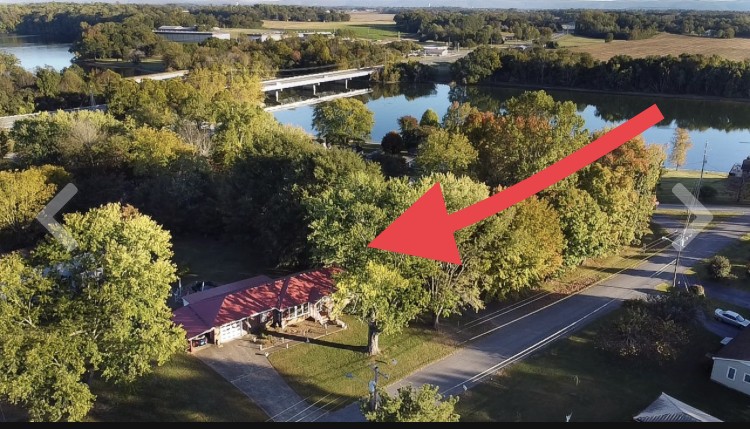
[{"xmin": 443, "ymin": 298, "xmax": 618, "ymax": 397}]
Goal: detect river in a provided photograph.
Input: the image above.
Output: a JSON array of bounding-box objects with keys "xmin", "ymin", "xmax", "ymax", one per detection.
[
  {"xmin": 273, "ymin": 83, "xmax": 750, "ymax": 173},
  {"xmin": 0, "ymin": 34, "xmax": 74, "ymax": 71}
]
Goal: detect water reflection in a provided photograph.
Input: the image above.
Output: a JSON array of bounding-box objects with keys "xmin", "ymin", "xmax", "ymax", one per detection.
[{"xmin": 450, "ymin": 85, "xmax": 750, "ymax": 132}]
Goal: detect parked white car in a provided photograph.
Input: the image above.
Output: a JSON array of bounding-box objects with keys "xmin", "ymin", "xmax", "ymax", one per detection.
[{"xmin": 714, "ymin": 309, "xmax": 750, "ymax": 329}]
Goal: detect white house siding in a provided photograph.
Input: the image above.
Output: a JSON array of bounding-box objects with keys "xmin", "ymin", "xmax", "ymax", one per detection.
[{"xmin": 710, "ymin": 358, "xmax": 750, "ymax": 396}]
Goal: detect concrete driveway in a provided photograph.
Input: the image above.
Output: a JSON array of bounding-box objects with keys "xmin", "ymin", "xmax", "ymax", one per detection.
[{"xmin": 196, "ymin": 337, "xmax": 326, "ymax": 422}]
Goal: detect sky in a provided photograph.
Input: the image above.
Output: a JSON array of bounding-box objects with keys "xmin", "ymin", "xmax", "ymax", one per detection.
[{"xmin": 2, "ymin": 0, "xmax": 750, "ymax": 11}]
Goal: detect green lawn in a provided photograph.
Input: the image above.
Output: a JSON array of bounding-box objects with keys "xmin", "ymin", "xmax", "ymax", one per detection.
[
  {"xmin": 88, "ymin": 353, "xmax": 268, "ymax": 422},
  {"xmin": 656, "ymin": 169, "xmax": 737, "ymax": 205},
  {"xmin": 268, "ymin": 315, "xmax": 456, "ymax": 410},
  {"xmin": 692, "ymin": 233, "xmax": 750, "ymax": 289},
  {"xmin": 231, "ymin": 21, "xmax": 400, "ymax": 41},
  {"xmin": 172, "ymin": 236, "xmax": 270, "ymax": 286},
  {"xmin": 456, "ymin": 311, "xmax": 750, "ymax": 422}
]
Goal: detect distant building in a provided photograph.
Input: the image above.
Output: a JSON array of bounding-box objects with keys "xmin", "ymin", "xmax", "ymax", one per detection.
[
  {"xmin": 246, "ymin": 32, "xmax": 286, "ymax": 42},
  {"xmin": 154, "ymin": 25, "xmax": 230, "ymax": 43},
  {"xmin": 298, "ymin": 31, "xmax": 334, "ymax": 40},
  {"xmin": 561, "ymin": 22, "xmax": 576, "ymax": 34},
  {"xmin": 423, "ymin": 45, "xmax": 449, "ymax": 56}
]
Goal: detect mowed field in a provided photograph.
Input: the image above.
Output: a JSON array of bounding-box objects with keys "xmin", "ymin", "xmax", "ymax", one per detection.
[
  {"xmin": 259, "ymin": 12, "xmax": 399, "ymax": 40},
  {"xmin": 564, "ymin": 33, "xmax": 750, "ymax": 62}
]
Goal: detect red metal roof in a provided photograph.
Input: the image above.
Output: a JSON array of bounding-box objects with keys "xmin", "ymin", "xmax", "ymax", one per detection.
[
  {"xmin": 172, "ymin": 267, "xmax": 340, "ymax": 339},
  {"xmin": 182, "ymin": 275, "xmax": 273, "ymax": 306}
]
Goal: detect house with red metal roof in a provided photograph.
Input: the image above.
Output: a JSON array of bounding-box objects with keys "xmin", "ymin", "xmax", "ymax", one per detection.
[{"xmin": 172, "ymin": 267, "xmax": 339, "ymax": 352}]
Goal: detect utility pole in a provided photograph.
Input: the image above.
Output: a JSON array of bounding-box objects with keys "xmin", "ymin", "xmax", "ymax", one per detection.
[
  {"xmin": 667, "ymin": 140, "xmax": 708, "ymax": 290},
  {"xmin": 369, "ymin": 365, "xmax": 389, "ymax": 412},
  {"xmin": 695, "ymin": 141, "xmax": 708, "ymax": 200}
]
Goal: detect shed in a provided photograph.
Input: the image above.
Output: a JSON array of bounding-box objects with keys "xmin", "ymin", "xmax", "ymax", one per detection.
[{"xmin": 634, "ymin": 392, "xmax": 721, "ymax": 422}]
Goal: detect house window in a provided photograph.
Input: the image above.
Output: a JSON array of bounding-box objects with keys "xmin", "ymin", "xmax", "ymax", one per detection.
[
  {"xmin": 744, "ymin": 373, "xmax": 750, "ymax": 383},
  {"xmin": 727, "ymin": 367, "xmax": 736, "ymax": 380}
]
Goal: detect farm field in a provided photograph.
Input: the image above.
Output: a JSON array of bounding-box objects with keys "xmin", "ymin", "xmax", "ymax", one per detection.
[
  {"xmin": 564, "ymin": 33, "xmax": 750, "ymax": 62},
  {"xmin": 258, "ymin": 12, "xmax": 399, "ymax": 40}
]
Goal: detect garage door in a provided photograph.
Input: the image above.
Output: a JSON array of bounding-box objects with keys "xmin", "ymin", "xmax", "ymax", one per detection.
[{"xmin": 220, "ymin": 320, "xmax": 244, "ymax": 342}]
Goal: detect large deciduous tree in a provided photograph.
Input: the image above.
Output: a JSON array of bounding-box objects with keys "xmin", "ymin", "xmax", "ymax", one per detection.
[
  {"xmin": 305, "ymin": 171, "xmax": 516, "ymax": 332},
  {"xmin": 0, "ymin": 203, "xmax": 184, "ymax": 421},
  {"xmin": 466, "ymin": 91, "xmax": 589, "ymax": 188},
  {"xmin": 416, "ymin": 129, "xmax": 477, "ymax": 176},
  {"xmin": 0, "ymin": 165, "xmax": 69, "ymax": 251},
  {"xmin": 312, "ymin": 98, "xmax": 374, "ymax": 147},
  {"xmin": 333, "ymin": 261, "xmax": 427, "ymax": 355},
  {"xmin": 451, "ymin": 45, "xmax": 501, "ymax": 84}
]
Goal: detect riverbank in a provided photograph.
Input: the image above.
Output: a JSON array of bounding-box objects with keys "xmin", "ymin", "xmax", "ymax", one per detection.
[{"xmin": 455, "ymin": 80, "xmax": 750, "ymax": 105}]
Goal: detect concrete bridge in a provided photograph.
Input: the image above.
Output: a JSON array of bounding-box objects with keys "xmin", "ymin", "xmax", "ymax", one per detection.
[
  {"xmin": 126, "ymin": 66, "xmax": 381, "ymax": 93},
  {"xmin": 261, "ymin": 66, "xmax": 381, "ymax": 100},
  {"xmin": 127, "ymin": 70, "xmax": 190, "ymax": 83},
  {"xmin": 0, "ymin": 67, "xmax": 381, "ymax": 129}
]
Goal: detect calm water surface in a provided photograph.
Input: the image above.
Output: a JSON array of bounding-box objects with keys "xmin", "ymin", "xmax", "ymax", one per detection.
[
  {"xmin": 0, "ymin": 34, "xmax": 74, "ymax": 71},
  {"xmin": 274, "ymin": 83, "xmax": 750, "ymax": 172}
]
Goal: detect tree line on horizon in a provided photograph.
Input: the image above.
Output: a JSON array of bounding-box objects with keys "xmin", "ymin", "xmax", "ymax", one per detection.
[
  {"xmin": 394, "ymin": 8, "xmax": 750, "ymax": 46},
  {"xmin": 0, "ymin": 3, "xmax": 349, "ymax": 43},
  {"xmin": 452, "ymin": 46, "xmax": 750, "ymax": 99}
]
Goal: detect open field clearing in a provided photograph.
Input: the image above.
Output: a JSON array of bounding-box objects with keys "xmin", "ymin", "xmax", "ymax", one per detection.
[
  {"xmin": 564, "ymin": 33, "xmax": 750, "ymax": 62},
  {"xmin": 257, "ymin": 13, "xmax": 399, "ymax": 40}
]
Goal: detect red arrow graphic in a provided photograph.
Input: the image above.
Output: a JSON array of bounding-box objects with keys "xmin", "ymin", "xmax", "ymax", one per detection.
[{"xmin": 368, "ymin": 104, "xmax": 664, "ymax": 264}]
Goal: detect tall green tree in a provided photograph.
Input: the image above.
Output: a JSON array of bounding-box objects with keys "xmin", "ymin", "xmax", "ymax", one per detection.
[
  {"xmin": 468, "ymin": 91, "xmax": 589, "ymax": 188},
  {"xmin": 451, "ymin": 45, "xmax": 501, "ymax": 84},
  {"xmin": 419, "ymin": 108, "xmax": 440, "ymax": 127},
  {"xmin": 668, "ymin": 127, "xmax": 692, "ymax": 171},
  {"xmin": 305, "ymin": 171, "xmax": 513, "ymax": 330},
  {"xmin": 0, "ymin": 165, "xmax": 69, "ymax": 251},
  {"xmin": 333, "ymin": 261, "xmax": 427, "ymax": 355},
  {"xmin": 416, "ymin": 129, "xmax": 477, "ymax": 176},
  {"xmin": 0, "ymin": 203, "xmax": 184, "ymax": 421},
  {"xmin": 363, "ymin": 384, "xmax": 460, "ymax": 422},
  {"xmin": 312, "ymin": 98, "xmax": 374, "ymax": 147}
]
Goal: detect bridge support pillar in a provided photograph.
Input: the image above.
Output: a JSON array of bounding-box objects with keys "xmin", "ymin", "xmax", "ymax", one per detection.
[
  {"xmin": 312, "ymin": 83, "xmax": 318, "ymax": 96},
  {"xmin": 345, "ymin": 79, "xmax": 349, "ymax": 90},
  {"xmin": 275, "ymin": 90, "xmax": 280, "ymax": 102}
]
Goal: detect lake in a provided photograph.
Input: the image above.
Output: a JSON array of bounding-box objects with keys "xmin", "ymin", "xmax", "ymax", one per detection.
[
  {"xmin": 0, "ymin": 34, "xmax": 74, "ymax": 71},
  {"xmin": 273, "ymin": 83, "xmax": 750, "ymax": 173}
]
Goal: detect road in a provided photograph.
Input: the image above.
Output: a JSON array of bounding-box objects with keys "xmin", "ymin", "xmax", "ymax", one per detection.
[{"xmin": 322, "ymin": 207, "xmax": 750, "ymax": 422}]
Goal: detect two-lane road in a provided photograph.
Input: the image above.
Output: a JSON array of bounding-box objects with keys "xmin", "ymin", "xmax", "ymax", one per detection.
[{"xmin": 323, "ymin": 209, "xmax": 750, "ymax": 422}]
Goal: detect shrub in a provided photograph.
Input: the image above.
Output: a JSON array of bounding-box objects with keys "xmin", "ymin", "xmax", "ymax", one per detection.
[
  {"xmin": 699, "ymin": 185, "xmax": 718, "ymax": 202},
  {"xmin": 605, "ymin": 32, "xmax": 614, "ymax": 43},
  {"xmin": 381, "ymin": 131, "xmax": 404, "ymax": 154},
  {"xmin": 708, "ymin": 255, "xmax": 733, "ymax": 280},
  {"xmin": 689, "ymin": 284, "xmax": 705, "ymax": 296},
  {"xmin": 597, "ymin": 289, "xmax": 702, "ymax": 363},
  {"xmin": 0, "ymin": 130, "xmax": 12, "ymax": 157}
]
